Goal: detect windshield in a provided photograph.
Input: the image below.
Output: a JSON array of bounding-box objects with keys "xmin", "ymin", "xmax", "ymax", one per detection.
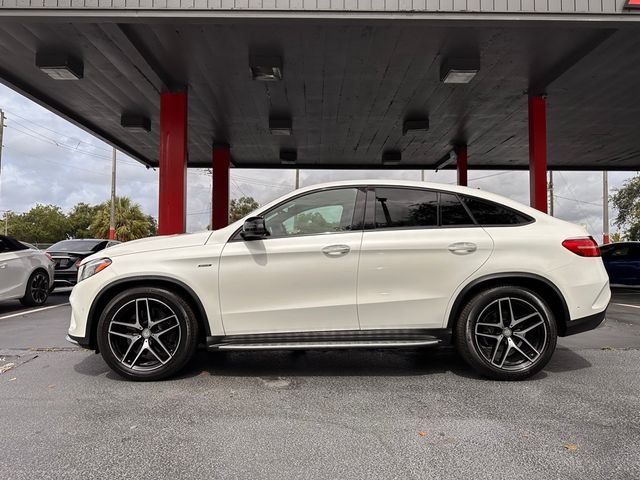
[{"xmin": 48, "ymin": 239, "xmax": 106, "ymax": 252}]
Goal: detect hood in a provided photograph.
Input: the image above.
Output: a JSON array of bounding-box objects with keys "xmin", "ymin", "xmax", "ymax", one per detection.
[{"xmin": 81, "ymin": 231, "xmax": 214, "ymax": 263}]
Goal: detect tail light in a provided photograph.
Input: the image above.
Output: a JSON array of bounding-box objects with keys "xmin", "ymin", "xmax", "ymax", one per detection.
[
  {"xmin": 562, "ymin": 237, "xmax": 601, "ymax": 257},
  {"xmin": 45, "ymin": 253, "xmax": 54, "ymax": 263}
]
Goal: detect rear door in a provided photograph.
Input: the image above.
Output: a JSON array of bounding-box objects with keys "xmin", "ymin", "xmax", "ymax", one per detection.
[{"xmin": 357, "ymin": 187, "xmax": 493, "ymax": 329}]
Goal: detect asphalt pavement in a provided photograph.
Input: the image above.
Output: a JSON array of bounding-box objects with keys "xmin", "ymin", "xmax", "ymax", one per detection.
[{"xmin": 0, "ymin": 288, "xmax": 639, "ymax": 479}]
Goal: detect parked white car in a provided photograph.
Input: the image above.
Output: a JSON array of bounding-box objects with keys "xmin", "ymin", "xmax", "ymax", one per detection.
[
  {"xmin": 67, "ymin": 180, "xmax": 610, "ymax": 381},
  {"xmin": 0, "ymin": 235, "xmax": 55, "ymax": 306}
]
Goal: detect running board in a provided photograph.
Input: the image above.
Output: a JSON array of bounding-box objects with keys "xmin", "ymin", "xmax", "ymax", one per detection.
[
  {"xmin": 213, "ymin": 339, "xmax": 441, "ymax": 351},
  {"xmin": 205, "ymin": 329, "xmax": 451, "ymax": 351}
]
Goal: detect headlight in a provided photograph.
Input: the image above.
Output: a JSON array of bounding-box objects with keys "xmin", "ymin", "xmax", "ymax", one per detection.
[{"xmin": 78, "ymin": 258, "xmax": 112, "ymax": 283}]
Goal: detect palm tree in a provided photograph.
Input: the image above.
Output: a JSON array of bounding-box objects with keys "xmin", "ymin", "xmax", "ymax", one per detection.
[{"xmin": 90, "ymin": 196, "xmax": 156, "ymax": 241}]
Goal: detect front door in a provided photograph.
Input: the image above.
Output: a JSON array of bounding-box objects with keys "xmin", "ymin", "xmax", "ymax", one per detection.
[{"xmin": 219, "ymin": 187, "xmax": 365, "ymax": 335}]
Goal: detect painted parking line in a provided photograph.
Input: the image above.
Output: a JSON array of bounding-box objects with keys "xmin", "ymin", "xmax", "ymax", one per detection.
[
  {"xmin": 612, "ymin": 303, "xmax": 640, "ymax": 310},
  {"xmin": 0, "ymin": 303, "xmax": 70, "ymax": 321}
]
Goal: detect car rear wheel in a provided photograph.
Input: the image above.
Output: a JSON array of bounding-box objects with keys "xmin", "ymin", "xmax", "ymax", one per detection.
[
  {"xmin": 454, "ymin": 285, "xmax": 557, "ymax": 381},
  {"xmin": 97, "ymin": 287, "xmax": 199, "ymax": 381},
  {"xmin": 20, "ymin": 270, "xmax": 50, "ymax": 306}
]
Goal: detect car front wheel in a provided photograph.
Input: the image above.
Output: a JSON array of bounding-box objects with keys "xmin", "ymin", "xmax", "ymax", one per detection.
[
  {"xmin": 455, "ymin": 285, "xmax": 558, "ymax": 381},
  {"xmin": 97, "ymin": 287, "xmax": 199, "ymax": 381}
]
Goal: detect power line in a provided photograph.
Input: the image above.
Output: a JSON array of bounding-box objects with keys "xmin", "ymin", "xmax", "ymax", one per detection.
[
  {"xmin": 4, "ymin": 119, "xmax": 147, "ymax": 169},
  {"xmin": 1, "ymin": 108, "xmax": 112, "ymax": 153}
]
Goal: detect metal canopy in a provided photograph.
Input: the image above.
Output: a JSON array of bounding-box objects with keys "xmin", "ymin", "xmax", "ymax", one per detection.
[{"xmin": 0, "ymin": 18, "xmax": 639, "ymax": 171}]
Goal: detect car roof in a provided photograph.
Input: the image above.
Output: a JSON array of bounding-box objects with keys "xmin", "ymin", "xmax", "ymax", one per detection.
[{"xmin": 281, "ymin": 179, "xmax": 546, "ymax": 220}]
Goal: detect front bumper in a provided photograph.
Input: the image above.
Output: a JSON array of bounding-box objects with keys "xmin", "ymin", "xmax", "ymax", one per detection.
[{"xmin": 563, "ymin": 308, "xmax": 607, "ymax": 336}]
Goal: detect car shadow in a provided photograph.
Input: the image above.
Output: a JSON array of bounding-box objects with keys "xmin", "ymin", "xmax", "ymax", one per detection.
[
  {"xmin": 545, "ymin": 346, "xmax": 593, "ymax": 373},
  {"xmin": 73, "ymin": 345, "xmax": 592, "ymax": 382}
]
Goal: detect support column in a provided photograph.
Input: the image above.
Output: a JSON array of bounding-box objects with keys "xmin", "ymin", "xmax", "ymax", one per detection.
[
  {"xmin": 456, "ymin": 145, "xmax": 468, "ymax": 187},
  {"xmin": 212, "ymin": 143, "xmax": 230, "ymax": 230},
  {"xmin": 158, "ymin": 91, "xmax": 188, "ymax": 235},
  {"xmin": 528, "ymin": 96, "xmax": 548, "ymax": 213}
]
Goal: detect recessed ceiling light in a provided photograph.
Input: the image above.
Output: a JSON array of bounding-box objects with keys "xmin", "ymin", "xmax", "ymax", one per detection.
[
  {"xmin": 121, "ymin": 114, "xmax": 151, "ymax": 133},
  {"xmin": 440, "ymin": 58, "xmax": 480, "ymax": 84},
  {"xmin": 250, "ymin": 56, "xmax": 283, "ymax": 81},
  {"xmin": 403, "ymin": 119, "xmax": 429, "ymax": 135},
  {"xmin": 36, "ymin": 53, "xmax": 83, "ymax": 80},
  {"xmin": 280, "ymin": 149, "xmax": 297, "ymax": 164},
  {"xmin": 382, "ymin": 151, "xmax": 401, "ymax": 165},
  {"xmin": 269, "ymin": 117, "xmax": 292, "ymax": 136}
]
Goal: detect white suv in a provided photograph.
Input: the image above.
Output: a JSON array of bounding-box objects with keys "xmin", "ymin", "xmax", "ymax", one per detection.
[{"xmin": 67, "ymin": 180, "xmax": 610, "ymax": 381}]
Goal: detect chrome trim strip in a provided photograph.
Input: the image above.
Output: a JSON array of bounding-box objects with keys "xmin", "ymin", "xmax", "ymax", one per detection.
[{"xmin": 215, "ymin": 339, "xmax": 440, "ymax": 350}]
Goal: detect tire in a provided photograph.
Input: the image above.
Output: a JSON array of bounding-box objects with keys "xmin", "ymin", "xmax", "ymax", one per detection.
[
  {"xmin": 19, "ymin": 270, "xmax": 50, "ymax": 306},
  {"xmin": 97, "ymin": 287, "xmax": 199, "ymax": 381},
  {"xmin": 454, "ymin": 285, "xmax": 558, "ymax": 381}
]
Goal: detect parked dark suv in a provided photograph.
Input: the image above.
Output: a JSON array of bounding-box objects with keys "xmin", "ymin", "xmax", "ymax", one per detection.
[{"xmin": 47, "ymin": 239, "xmax": 120, "ymax": 289}]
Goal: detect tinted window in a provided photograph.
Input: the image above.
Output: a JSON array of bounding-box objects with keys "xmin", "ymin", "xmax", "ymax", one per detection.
[
  {"xmin": 48, "ymin": 239, "xmax": 105, "ymax": 252},
  {"xmin": 604, "ymin": 245, "xmax": 631, "ymax": 259},
  {"xmin": 264, "ymin": 188, "xmax": 358, "ymax": 237},
  {"xmin": 440, "ymin": 193, "xmax": 475, "ymax": 226},
  {"xmin": 0, "ymin": 238, "xmax": 12, "ymax": 253},
  {"xmin": 0, "ymin": 236, "xmax": 27, "ymax": 253},
  {"xmin": 374, "ymin": 188, "xmax": 438, "ymax": 229},
  {"xmin": 462, "ymin": 195, "xmax": 532, "ymax": 226}
]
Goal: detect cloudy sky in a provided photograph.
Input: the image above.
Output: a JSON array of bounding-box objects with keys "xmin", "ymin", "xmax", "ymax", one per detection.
[{"xmin": 0, "ymin": 82, "xmax": 635, "ymax": 239}]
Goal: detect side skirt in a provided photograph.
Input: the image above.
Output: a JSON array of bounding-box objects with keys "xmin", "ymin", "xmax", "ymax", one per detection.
[{"xmin": 205, "ymin": 328, "xmax": 452, "ymax": 351}]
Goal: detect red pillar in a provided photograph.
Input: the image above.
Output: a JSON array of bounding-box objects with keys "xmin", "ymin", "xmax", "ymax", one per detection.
[
  {"xmin": 528, "ymin": 96, "xmax": 548, "ymax": 213},
  {"xmin": 158, "ymin": 91, "xmax": 188, "ymax": 235},
  {"xmin": 456, "ymin": 145, "xmax": 468, "ymax": 187},
  {"xmin": 212, "ymin": 144, "xmax": 230, "ymax": 230}
]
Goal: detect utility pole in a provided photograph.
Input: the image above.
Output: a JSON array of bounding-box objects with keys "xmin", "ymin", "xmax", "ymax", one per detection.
[
  {"xmin": 295, "ymin": 169, "xmax": 300, "ymax": 190},
  {"xmin": 109, "ymin": 148, "xmax": 117, "ymax": 240},
  {"xmin": 3, "ymin": 211, "xmax": 7, "ymax": 236},
  {"xmin": 603, "ymin": 170, "xmax": 609, "ymax": 244},
  {"xmin": 0, "ymin": 109, "xmax": 5, "ymax": 205},
  {"xmin": 548, "ymin": 170, "xmax": 554, "ymax": 216}
]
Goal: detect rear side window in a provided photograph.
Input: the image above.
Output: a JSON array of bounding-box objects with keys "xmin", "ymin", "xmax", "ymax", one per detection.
[
  {"xmin": 0, "ymin": 238, "xmax": 11, "ymax": 253},
  {"xmin": 461, "ymin": 195, "xmax": 532, "ymax": 226},
  {"xmin": 374, "ymin": 188, "xmax": 438, "ymax": 229},
  {"xmin": 440, "ymin": 193, "xmax": 475, "ymax": 226}
]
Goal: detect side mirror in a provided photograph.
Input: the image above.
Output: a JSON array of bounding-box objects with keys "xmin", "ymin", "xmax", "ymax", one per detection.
[{"xmin": 241, "ymin": 216, "xmax": 269, "ymax": 240}]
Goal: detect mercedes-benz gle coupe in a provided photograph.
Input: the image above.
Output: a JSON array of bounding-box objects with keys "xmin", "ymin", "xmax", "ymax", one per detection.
[{"xmin": 67, "ymin": 181, "xmax": 610, "ymax": 381}]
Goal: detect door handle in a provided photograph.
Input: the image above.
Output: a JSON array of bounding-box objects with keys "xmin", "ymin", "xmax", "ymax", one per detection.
[
  {"xmin": 322, "ymin": 245, "xmax": 351, "ymax": 257},
  {"xmin": 447, "ymin": 242, "xmax": 477, "ymax": 255}
]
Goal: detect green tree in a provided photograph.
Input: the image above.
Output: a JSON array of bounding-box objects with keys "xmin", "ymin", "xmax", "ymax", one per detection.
[
  {"xmin": 67, "ymin": 203, "xmax": 100, "ymax": 239},
  {"xmin": 3, "ymin": 204, "xmax": 69, "ymax": 243},
  {"xmin": 90, "ymin": 196, "xmax": 155, "ymax": 242},
  {"xmin": 229, "ymin": 196, "xmax": 259, "ymax": 222},
  {"xmin": 611, "ymin": 176, "xmax": 640, "ymax": 241}
]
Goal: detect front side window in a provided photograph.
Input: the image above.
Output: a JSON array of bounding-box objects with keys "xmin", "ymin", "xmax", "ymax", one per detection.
[
  {"xmin": 263, "ymin": 188, "xmax": 359, "ymax": 238},
  {"xmin": 374, "ymin": 188, "xmax": 438, "ymax": 229},
  {"xmin": 603, "ymin": 246, "xmax": 630, "ymax": 259}
]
